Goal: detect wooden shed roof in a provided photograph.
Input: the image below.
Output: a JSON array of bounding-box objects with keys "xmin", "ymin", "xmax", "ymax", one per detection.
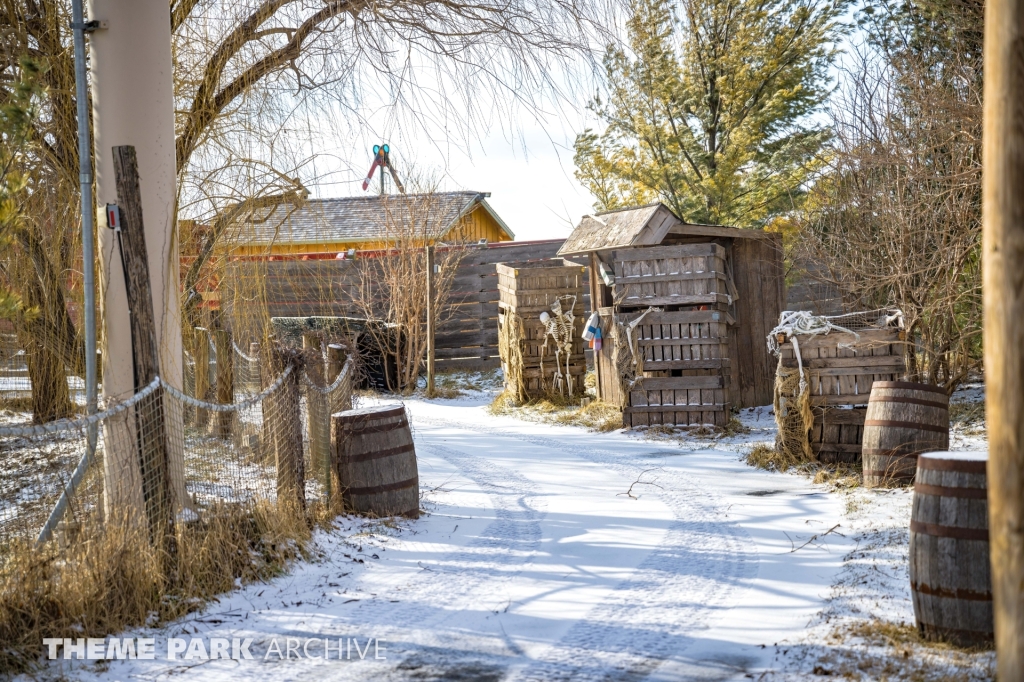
[
  {"xmin": 243, "ymin": 191, "xmax": 514, "ymax": 245},
  {"xmin": 557, "ymin": 202, "xmax": 768, "ymax": 256}
]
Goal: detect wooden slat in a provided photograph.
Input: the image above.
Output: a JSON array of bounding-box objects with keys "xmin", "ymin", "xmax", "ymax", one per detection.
[
  {"xmin": 616, "ymin": 271, "xmax": 729, "ymax": 284},
  {"xmin": 613, "ymin": 243, "xmax": 726, "ymax": 261},
  {"xmin": 618, "ymin": 310, "xmax": 735, "ymax": 325},
  {"xmin": 635, "ymin": 376, "xmax": 724, "ymax": 390},
  {"xmin": 799, "ymin": 365, "xmax": 905, "ymax": 377},
  {"xmin": 616, "ymin": 293, "xmax": 731, "ymax": 308},
  {"xmin": 640, "ymin": 359, "xmax": 730, "ymax": 370},
  {"xmin": 781, "ymin": 355, "xmax": 904, "ymax": 369},
  {"xmin": 625, "ymin": 404, "xmax": 728, "ymax": 413}
]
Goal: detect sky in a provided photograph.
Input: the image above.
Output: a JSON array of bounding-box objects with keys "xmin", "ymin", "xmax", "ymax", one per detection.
[{"xmin": 299, "ymin": 97, "xmax": 601, "ymax": 243}]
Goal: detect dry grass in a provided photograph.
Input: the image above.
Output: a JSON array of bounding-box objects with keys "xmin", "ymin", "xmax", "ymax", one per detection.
[
  {"xmin": 845, "ymin": 619, "xmax": 992, "ymax": 655},
  {"xmin": 744, "ymin": 443, "xmax": 862, "ymax": 490},
  {"xmin": 744, "ymin": 443, "xmax": 802, "ymax": 472},
  {"xmin": 0, "ymin": 502, "xmax": 309, "ymax": 674},
  {"xmin": 793, "ymin": 618, "xmax": 996, "ymax": 680},
  {"xmin": 424, "ymin": 369, "xmax": 501, "ymax": 400},
  {"xmin": 553, "ymin": 400, "xmax": 623, "ymax": 432},
  {"xmin": 489, "ymin": 393, "xmax": 623, "ymax": 432},
  {"xmin": 949, "ymin": 399, "xmax": 985, "ymax": 436}
]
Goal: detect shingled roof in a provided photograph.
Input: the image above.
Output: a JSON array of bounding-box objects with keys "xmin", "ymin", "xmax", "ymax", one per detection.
[
  {"xmin": 244, "ymin": 191, "xmax": 513, "ymax": 245},
  {"xmin": 558, "ymin": 202, "xmax": 768, "ymax": 257},
  {"xmin": 557, "ymin": 203, "xmax": 681, "ymax": 256}
]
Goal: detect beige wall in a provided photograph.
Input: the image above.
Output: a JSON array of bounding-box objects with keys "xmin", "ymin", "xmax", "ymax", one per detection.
[{"xmin": 89, "ymin": 0, "xmax": 185, "ymax": 515}]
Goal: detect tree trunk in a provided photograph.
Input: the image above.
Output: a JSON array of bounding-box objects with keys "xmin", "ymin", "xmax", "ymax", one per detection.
[{"xmin": 22, "ymin": 335, "xmax": 74, "ymax": 423}]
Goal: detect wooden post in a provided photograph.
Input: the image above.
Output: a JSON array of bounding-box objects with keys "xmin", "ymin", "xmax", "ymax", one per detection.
[
  {"xmin": 984, "ymin": 1, "xmax": 1024, "ymax": 674},
  {"xmin": 588, "ymin": 252, "xmax": 603, "ymax": 401},
  {"xmin": 209, "ymin": 316, "xmax": 233, "ymax": 437},
  {"xmin": 112, "ymin": 145, "xmax": 175, "ymax": 550},
  {"xmin": 426, "ymin": 245, "xmax": 436, "ymax": 396},
  {"xmin": 249, "ymin": 341, "xmax": 261, "ymax": 392},
  {"xmin": 193, "ymin": 324, "xmax": 210, "ymax": 426},
  {"xmin": 268, "ymin": 343, "xmax": 305, "ymax": 511},
  {"xmin": 303, "ymin": 333, "xmax": 330, "ymax": 489},
  {"xmin": 327, "ymin": 343, "xmax": 352, "ymax": 413}
]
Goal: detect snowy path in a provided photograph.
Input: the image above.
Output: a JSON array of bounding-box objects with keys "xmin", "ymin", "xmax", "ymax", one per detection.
[{"xmin": 62, "ymin": 398, "xmax": 850, "ymax": 682}]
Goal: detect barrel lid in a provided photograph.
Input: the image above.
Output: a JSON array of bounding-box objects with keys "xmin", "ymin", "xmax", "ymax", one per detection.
[
  {"xmin": 333, "ymin": 403, "xmax": 406, "ymax": 419},
  {"xmin": 919, "ymin": 451, "xmax": 987, "ymax": 462},
  {"xmin": 918, "ymin": 450, "xmax": 987, "ymax": 474},
  {"xmin": 871, "ymin": 381, "xmax": 949, "ymax": 396}
]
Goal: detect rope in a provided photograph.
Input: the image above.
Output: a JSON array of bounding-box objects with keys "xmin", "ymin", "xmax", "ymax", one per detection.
[
  {"xmin": 0, "ymin": 377, "xmax": 161, "ymax": 438},
  {"xmin": 232, "ymin": 341, "xmax": 258, "ymax": 363},
  {"xmin": 161, "ymin": 365, "xmax": 293, "ymax": 412},
  {"xmin": 302, "ymin": 357, "xmax": 353, "ymax": 395}
]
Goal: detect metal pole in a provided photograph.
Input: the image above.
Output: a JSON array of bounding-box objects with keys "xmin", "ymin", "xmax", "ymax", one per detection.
[{"xmin": 72, "ymin": 0, "xmax": 98, "ymax": 472}]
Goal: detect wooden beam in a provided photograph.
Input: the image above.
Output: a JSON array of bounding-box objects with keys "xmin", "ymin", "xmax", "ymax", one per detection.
[
  {"xmin": 984, "ymin": 0, "xmax": 1024, "ymax": 672},
  {"xmin": 210, "ymin": 317, "xmax": 233, "ymax": 437},
  {"xmin": 426, "ymin": 245, "xmax": 436, "ymax": 396},
  {"xmin": 665, "ymin": 223, "xmax": 771, "ymax": 240},
  {"xmin": 112, "ymin": 145, "xmax": 174, "ymax": 551}
]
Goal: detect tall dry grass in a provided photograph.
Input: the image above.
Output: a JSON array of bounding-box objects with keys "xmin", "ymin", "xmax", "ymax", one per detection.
[{"xmin": 0, "ymin": 501, "xmax": 311, "ymax": 674}]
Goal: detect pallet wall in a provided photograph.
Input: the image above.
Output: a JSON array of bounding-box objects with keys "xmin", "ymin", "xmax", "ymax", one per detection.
[
  {"xmin": 221, "ymin": 240, "xmax": 589, "ymax": 372},
  {"xmin": 777, "ymin": 328, "xmax": 906, "ymax": 463}
]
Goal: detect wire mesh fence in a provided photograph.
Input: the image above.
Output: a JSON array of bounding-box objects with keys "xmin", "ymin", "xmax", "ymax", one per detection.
[{"xmin": 0, "ymin": 346, "xmax": 355, "ymax": 559}]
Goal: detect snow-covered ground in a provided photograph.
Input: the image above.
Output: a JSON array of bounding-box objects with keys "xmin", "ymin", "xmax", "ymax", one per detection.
[{"xmin": 36, "ymin": 380, "xmax": 994, "ymax": 680}]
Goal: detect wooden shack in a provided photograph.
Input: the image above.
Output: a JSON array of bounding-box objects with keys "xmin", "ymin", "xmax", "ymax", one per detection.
[
  {"xmin": 773, "ymin": 312, "xmax": 907, "ymax": 463},
  {"xmin": 558, "ymin": 203, "xmax": 784, "ymax": 425},
  {"xmin": 496, "ymin": 259, "xmax": 587, "ymax": 400}
]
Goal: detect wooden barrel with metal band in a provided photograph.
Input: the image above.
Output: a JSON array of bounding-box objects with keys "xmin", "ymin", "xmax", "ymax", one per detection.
[
  {"xmin": 909, "ymin": 451, "xmax": 992, "ymax": 647},
  {"xmin": 862, "ymin": 381, "xmax": 949, "ymax": 487},
  {"xmin": 331, "ymin": 404, "xmax": 419, "ymax": 518}
]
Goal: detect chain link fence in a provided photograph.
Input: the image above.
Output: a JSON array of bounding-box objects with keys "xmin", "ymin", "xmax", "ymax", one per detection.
[{"xmin": 0, "ymin": 343, "xmax": 354, "ymax": 557}]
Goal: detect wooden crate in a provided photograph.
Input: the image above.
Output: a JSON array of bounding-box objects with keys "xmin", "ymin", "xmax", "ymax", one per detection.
[
  {"xmin": 617, "ymin": 309, "xmax": 733, "ymax": 374},
  {"xmin": 777, "ymin": 327, "xmax": 905, "ymax": 462},
  {"xmin": 624, "ymin": 376, "xmax": 729, "ymax": 427},
  {"xmin": 611, "ymin": 243, "xmax": 733, "ymax": 310},
  {"xmin": 496, "ymin": 259, "xmax": 587, "ymax": 398},
  {"xmin": 497, "ymin": 258, "xmax": 587, "ymax": 314},
  {"xmin": 601, "ymin": 308, "xmax": 733, "ymax": 427}
]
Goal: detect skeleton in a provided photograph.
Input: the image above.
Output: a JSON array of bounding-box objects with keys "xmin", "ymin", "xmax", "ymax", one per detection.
[{"xmin": 538, "ymin": 295, "xmax": 576, "ymax": 397}]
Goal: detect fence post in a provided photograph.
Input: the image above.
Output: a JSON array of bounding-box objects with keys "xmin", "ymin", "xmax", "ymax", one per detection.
[
  {"xmin": 268, "ymin": 343, "xmax": 305, "ymax": 511},
  {"xmin": 249, "ymin": 341, "xmax": 261, "ymax": 392},
  {"xmin": 426, "ymin": 245, "xmax": 436, "ymax": 395},
  {"xmin": 983, "ymin": 1, "xmax": 1024, "ymax": 674},
  {"xmin": 210, "ymin": 318, "xmax": 233, "ymax": 437},
  {"xmin": 327, "ymin": 343, "xmax": 352, "ymax": 413},
  {"xmin": 193, "ymin": 322, "xmax": 210, "ymax": 426},
  {"xmin": 303, "ymin": 333, "xmax": 330, "ymax": 490},
  {"xmin": 112, "ymin": 145, "xmax": 175, "ymax": 554}
]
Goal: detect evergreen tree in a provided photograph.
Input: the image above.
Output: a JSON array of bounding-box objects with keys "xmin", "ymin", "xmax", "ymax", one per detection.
[{"xmin": 575, "ymin": 0, "xmax": 846, "ymax": 226}]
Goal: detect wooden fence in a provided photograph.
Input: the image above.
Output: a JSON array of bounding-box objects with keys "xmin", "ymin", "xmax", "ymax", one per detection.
[{"xmin": 222, "ymin": 239, "xmax": 589, "ymax": 372}]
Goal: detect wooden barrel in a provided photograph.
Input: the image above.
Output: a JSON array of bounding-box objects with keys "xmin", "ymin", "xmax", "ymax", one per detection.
[
  {"xmin": 862, "ymin": 381, "xmax": 949, "ymax": 487},
  {"xmin": 909, "ymin": 451, "xmax": 991, "ymax": 647},
  {"xmin": 331, "ymin": 404, "xmax": 419, "ymax": 518}
]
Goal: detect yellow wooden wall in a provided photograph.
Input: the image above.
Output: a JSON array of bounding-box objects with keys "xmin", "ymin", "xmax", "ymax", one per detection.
[{"xmin": 229, "ymin": 205, "xmax": 512, "ymax": 257}]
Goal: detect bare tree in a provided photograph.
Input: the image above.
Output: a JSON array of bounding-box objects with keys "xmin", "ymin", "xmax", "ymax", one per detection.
[
  {"xmin": 349, "ymin": 187, "xmax": 471, "ymax": 393},
  {"xmin": 798, "ymin": 26, "xmax": 982, "ymax": 392},
  {"xmin": 0, "ymin": 0, "xmax": 614, "ymax": 419}
]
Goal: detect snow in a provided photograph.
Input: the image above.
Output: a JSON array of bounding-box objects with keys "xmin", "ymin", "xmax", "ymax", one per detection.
[{"xmin": 33, "ymin": 379, "xmax": 994, "ymax": 680}]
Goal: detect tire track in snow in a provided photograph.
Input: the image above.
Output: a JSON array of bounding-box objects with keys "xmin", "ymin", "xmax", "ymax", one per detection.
[
  {"xmin": 414, "ymin": 414, "xmax": 757, "ymax": 681},
  {"xmin": 301, "ymin": 439, "xmax": 544, "ymax": 680}
]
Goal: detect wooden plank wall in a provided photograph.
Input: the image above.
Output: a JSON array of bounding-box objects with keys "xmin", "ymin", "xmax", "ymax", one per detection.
[
  {"xmin": 730, "ymin": 234, "xmax": 785, "ymax": 407},
  {"xmin": 222, "ymin": 239, "xmax": 587, "ymax": 372}
]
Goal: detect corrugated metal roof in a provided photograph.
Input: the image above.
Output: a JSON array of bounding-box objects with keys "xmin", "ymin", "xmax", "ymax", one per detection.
[{"xmin": 243, "ymin": 191, "xmax": 505, "ymax": 245}]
